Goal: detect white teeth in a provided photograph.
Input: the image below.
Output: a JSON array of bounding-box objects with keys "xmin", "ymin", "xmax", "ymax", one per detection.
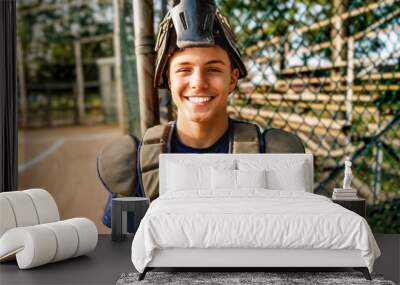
[{"xmin": 187, "ymin": 97, "xmax": 212, "ymax": 103}]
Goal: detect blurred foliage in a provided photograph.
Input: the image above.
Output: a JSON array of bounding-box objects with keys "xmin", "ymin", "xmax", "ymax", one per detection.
[
  {"xmin": 17, "ymin": 0, "xmax": 114, "ymax": 82},
  {"xmin": 368, "ymin": 197, "xmax": 400, "ymax": 234}
]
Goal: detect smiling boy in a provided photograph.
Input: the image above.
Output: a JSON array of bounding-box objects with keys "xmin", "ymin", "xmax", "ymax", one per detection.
[
  {"xmin": 168, "ymin": 46, "xmax": 238, "ymax": 149},
  {"xmin": 99, "ymin": 0, "xmax": 305, "ymax": 229}
]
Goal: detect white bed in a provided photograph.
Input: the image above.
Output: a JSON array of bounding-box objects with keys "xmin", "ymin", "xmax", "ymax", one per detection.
[{"xmin": 131, "ymin": 154, "xmax": 380, "ymax": 280}]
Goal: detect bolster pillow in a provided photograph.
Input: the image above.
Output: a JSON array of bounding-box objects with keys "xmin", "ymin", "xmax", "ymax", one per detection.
[
  {"xmin": 0, "ymin": 189, "xmax": 60, "ymax": 237},
  {"xmin": 0, "ymin": 218, "xmax": 98, "ymax": 269}
]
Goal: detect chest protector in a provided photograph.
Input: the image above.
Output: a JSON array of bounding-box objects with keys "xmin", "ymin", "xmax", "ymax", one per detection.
[{"xmin": 139, "ymin": 120, "xmax": 260, "ymax": 201}]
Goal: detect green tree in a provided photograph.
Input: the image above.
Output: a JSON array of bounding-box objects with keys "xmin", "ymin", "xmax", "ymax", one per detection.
[{"xmin": 17, "ymin": 0, "xmax": 114, "ymax": 82}]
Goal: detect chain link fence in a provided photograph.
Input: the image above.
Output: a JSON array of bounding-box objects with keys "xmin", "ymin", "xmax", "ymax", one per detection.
[{"xmin": 205, "ymin": 0, "xmax": 399, "ymax": 232}]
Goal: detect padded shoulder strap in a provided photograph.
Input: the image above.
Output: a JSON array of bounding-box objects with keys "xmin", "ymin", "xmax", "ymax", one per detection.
[
  {"xmin": 231, "ymin": 119, "xmax": 261, "ymax": 153},
  {"xmin": 263, "ymin": 128, "xmax": 305, "ymax": 153},
  {"xmin": 139, "ymin": 122, "xmax": 174, "ymax": 201},
  {"xmin": 97, "ymin": 135, "xmax": 139, "ymax": 196}
]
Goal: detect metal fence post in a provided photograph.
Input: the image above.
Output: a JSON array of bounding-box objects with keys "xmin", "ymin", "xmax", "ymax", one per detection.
[
  {"xmin": 133, "ymin": 0, "xmax": 160, "ymax": 136},
  {"xmin": 112, "ymin": 0, "xmax": 127, "ymax": 132},
  {"xmin": 74, "ymin": 40, "xmax": 85, "ymax": 125}
]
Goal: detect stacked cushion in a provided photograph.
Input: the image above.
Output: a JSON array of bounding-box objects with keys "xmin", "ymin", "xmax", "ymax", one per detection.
[
  {"xmin": 0, "ymin": 189, "xmax": 59, "ymax": 237},
  {"xmin": 0, "ymin": 218, "xmax": 97, "ymax": 269},
  {"xmin": 0, "ymin": 189, "xmax": 97, "ymax": 269},
  {"xmin": 0, "ymin": 196, "xmax": 17, "ymax": 237}
]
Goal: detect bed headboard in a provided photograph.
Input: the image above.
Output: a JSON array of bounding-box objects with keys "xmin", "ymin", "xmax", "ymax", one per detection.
[{"xmin": 159, "ymin": 154, "xmax": 314, "ymax": 195}]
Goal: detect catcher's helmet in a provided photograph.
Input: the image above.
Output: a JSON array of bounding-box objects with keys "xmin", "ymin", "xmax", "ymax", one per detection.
[{"xmin": 154, "ymin": 0, "xmax": 247, "ymax": 88}]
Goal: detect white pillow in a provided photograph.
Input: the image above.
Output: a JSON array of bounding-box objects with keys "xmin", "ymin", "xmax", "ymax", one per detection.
[
  {"xmin": 211, "ymin": 169, "xmax": 267, "ymax": 190},
  {"xmin": 211, "ymin": 168, "xmax": 236, "ymax": 190},
  {"xmin": 237, "ymin": 169, "xmax": 266, "ymax": 189},
  {"xmin": 265, "ymin": 161, "xmax": 308, "ymax": 191},
  {"xmin": 237, "ymin": 159, "xmax": 309, "ymax": 192},
  {"xmin": 167, "ymin": 159, "xmax": 235, "ymax": 192},
  {"xmin": 167, "ymin": 162, "xmax": 208, "ymax": 191}
]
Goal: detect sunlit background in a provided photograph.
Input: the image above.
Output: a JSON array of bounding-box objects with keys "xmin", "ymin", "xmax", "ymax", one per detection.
[{"xmin": 17, "ymin": 0, "xmax": 399, "ymax": 233}]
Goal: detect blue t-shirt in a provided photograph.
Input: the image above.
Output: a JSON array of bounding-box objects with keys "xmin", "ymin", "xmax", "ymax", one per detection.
[{"xmin": 171, "ymin": 122, "xmax": 230, "ymax": 154}]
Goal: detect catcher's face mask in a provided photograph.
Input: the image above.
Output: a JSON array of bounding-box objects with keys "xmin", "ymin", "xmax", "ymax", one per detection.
[{"xmin": 154, "ymin": 0, "xmax": 247, "ymax": 89}]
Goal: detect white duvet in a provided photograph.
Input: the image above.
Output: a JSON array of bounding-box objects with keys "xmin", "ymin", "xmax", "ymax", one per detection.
[{"xmin": 131, "ymin": 190, "xmax": 380, "ymax": 273}]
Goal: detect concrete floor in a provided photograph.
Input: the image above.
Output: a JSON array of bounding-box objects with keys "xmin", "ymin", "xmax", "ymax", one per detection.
[{"xmin": 18, "ymin": 125, "xmax": 124, "ymax": 234}]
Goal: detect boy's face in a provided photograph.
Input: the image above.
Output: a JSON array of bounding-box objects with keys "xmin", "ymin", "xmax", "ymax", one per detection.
[{"xmin": 167, "ymin": 46, "xmax": 239, "ymax": 124}]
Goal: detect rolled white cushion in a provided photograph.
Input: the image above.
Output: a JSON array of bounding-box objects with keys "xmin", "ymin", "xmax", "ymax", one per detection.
[
  {"xmin": 0, "ymin": 218, "xmax": 98, "ymax": 269},
  {"xmin": 0, "ymin": 196, "xmax": 17, "ymax": 238},
  {"xmin": 42, "ymin": 221, "xmax": 79, "ymax": 262},
  {"xmin": 0, "ymin": 189, "xmax": 60, "ymax": 239},
  {"xmin": 0, "ymin": 191, "xmax": 39, "ymax": 227},
  {"xmin": 0, "ymin": 226, "xmax": 57, "ymax": 269},
  {"xmin": 24, "ymin": 189, "xmax": 59, "ymax": 223},
  {"xmin": 64, "ymin": 218, "xmax": 98, "ymax": 257}
]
